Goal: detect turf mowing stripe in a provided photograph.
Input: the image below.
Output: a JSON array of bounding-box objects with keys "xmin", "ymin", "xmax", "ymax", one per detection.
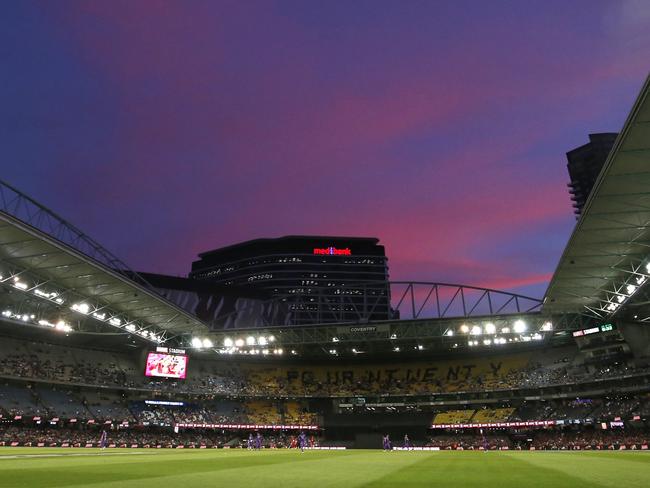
[
  {"xmin": 0, "ymin": 451, "xmax": 153, "ymax": 460},
  {"xmin": 502, "ymin": 451, "xmax": 650, "ymax": 488},
  {"xmin": 0, "ymin": 449, "xmax": 355, "ymax": 488},
  {"xmin": 362, "ymin": 451, "xmax": 613, "ymax": 488},
  {"xmin": 65, "ymin": 450, "xmax": 433, "ymax": 488}
]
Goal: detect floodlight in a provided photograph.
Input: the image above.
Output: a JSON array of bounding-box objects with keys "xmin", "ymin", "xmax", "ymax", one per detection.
[
  {"xmin": 71, "ymin": 303, "xmax": 90, "ymax": 314},
  {"xmin": 513, "ymin": 320, "xmax": 527, "ymax": 333}
]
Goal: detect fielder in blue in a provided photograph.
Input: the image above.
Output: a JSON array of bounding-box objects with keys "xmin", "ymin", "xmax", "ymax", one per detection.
[
  {"xmin": 255, "ymin": 432, "xmax": 263, "ymax": 450},
  {"xmin": 382, "ymin": 434, "xmax": 392, "ymax": 451},
  {"xmin": 298, "ymin": 431, "xmax": 307, "ymax": 453},
  {"xmin": 99, "ymin": 430, "xmax": 108, "ymax": 450}
]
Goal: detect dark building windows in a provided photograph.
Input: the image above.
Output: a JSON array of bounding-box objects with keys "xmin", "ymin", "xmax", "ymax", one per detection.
[{"xmin": 566, "ymin": 133, "xmax": 618, "ymax": 217}]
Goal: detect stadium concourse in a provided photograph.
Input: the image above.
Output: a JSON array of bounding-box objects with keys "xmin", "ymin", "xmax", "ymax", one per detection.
[{"xmin": 1, "ymin": 73, "xmax": 650, "ymax": 465}]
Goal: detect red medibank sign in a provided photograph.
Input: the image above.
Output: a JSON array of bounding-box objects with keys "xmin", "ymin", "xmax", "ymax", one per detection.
[{"xmin": 313, "ymin": 247, "xmax": 352, "ymax": 256}]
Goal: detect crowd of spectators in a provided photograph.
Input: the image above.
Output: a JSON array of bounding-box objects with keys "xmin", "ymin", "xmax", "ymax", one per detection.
[
  {"xmin": 0, "ymin": 425, "xmax": 235, "ymax": 447},
  {"xmin": 426, "ymin": 428, "xmax": 650, "ymax": 450},
  {"xmin": 2, "ymin": 337, "xmax": 650, "ymax": 399},
  {"xmin": 2, "ymin": 424, "xmax": 647, "ymax": 450},
  {"xmin": 529, "ymin": 429, "xmax": 650, "ymax": 450},
  {"xmin": 0, "ymin": 425, "xmax": 324, "ymax": 449}
]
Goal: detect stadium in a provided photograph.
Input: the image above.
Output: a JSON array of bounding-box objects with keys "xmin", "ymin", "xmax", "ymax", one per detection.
[
  {"xmin": 3, "ymin": 1, "xmax": 650, "ymax": 486},
  {"xmin": 0, "ymin": 73, "xmax": 648, "ymax": 485}
]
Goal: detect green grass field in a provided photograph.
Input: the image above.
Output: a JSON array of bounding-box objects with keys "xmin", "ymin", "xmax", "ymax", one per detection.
[{"xmin": 1, "ymin": 448, "xmax": 649, "ymax": 488}]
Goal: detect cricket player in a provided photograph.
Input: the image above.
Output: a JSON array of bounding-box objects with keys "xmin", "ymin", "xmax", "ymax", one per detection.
[{"xmin": 99, "ymin": 430, "xmax": 108, "ymax": 450}]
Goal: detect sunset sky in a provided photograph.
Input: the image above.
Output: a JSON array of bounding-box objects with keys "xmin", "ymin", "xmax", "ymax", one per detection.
[{"xmin": 2, "ymin": 0, "xmax": 649, "ymax": 299}]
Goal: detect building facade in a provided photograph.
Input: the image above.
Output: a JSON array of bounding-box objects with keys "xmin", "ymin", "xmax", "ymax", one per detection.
[
  {"xmin": 566, "ymin": 132, "xmax": 618, "ymax": 217},
  {"xmin": 190, "ymin": 236, "xmax": 391, "ymax": 325}
]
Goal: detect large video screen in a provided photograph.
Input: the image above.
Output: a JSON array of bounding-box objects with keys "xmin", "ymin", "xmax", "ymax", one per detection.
[{"xmin": 145, "ymin": 353, "xmax": 188, "ymax": 379}]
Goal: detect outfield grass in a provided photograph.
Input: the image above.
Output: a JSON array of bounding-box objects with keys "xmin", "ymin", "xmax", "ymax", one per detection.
[{"xmin": 0, "ymin": 448, "xmax": 649, "ymax": 488}]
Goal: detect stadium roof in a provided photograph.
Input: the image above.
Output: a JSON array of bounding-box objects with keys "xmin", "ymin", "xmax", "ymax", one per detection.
[
  {"xmin": 0, "ymin": 180, "xmax": 211, "ymax": 345},
  {"xmin": 544, "ymin": 74, "xmax": 650, "ymax": 321}
]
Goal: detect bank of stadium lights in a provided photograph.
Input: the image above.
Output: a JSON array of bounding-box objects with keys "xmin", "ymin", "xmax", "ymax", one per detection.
[
  {"xmin": 484, "ymin": 322, "xmax": 496, "ymax": 334},
  {"xmin": 445, "ymin": 329, "xmax": 454, "ymax": 337},
  {"xmin": 501, "ymin": 327, "xmax": 510, "ymax": 334},
  {"xmin": 6, "ymin": 276, "xmax": 164, "ymax": 343},
  {"xmin": 191, "ymin": 337, "xmax": 214, "ymax": 349},
  {"xmin": 541, "ymin": 322, "xmax": 553, "ymax": 332},
  {"xmin": 600, "ymin": 261, "xmax": 650, "ymax": 314},
  {"xmin": 34, "ymin": 288, "xmax": 64, "ymax": 304},
  {"xmin": 3, "ymin": 294, "xmax": 162, "ymax": 342},
  {"xmin": 3, "ymin": 275, "xmax": 62, "ymax": 304},
  {"xmin": 459, "ymin": 324, "xmax": 469, "ymax": 334},
  {"xmin": 11, "ymin": 276, "xmax": 28, "ymax": 290},
  {"xmin": 71, "ymin": 302, "xmax": 90, "ymax": 314},
  {"xmin": 2, "ymin": 309, "xmax": 72, "ymax": 333},
  {"xmin": 513, "ymin": 320, "xmax": 527, "ymax": 333},
  {"xmin": 470, "ymin": 325, "xmax": 482, "ymax": 335},
  {"xmin": 217, "ymin": 335, "xmax": 281, "ymax": 355}
]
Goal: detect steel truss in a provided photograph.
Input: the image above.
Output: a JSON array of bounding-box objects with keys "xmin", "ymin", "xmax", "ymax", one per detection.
[
  {"xmin": 204, "ymin": 312, "xmax": 593, "ymax": 357},
  {"xmin": 0, "ymin": 178, "xmax": 152, "ymax": 288}
]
